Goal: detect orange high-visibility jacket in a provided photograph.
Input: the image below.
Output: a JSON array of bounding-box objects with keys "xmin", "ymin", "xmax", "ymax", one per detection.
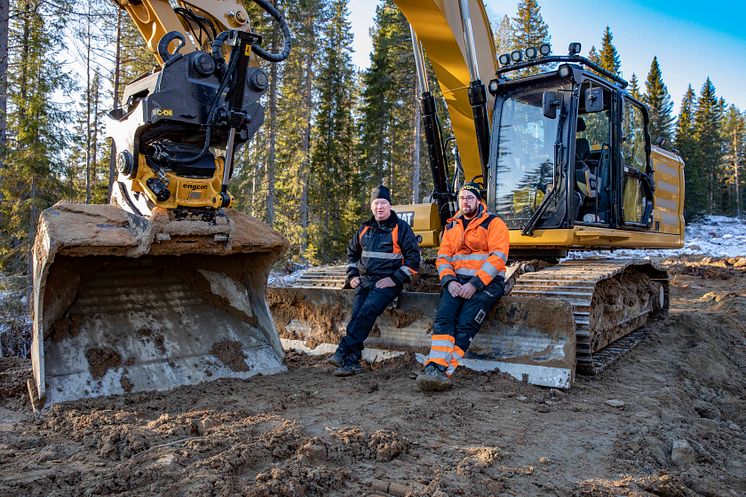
[{"xmin": 436, "ymin": 204, "xmax": 509, "ymax": 290}]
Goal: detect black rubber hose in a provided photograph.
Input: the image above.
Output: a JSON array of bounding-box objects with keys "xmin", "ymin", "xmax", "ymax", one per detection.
[{"xmin": 250, "ymin": 0, "xmax": 292, "ymax": 62}]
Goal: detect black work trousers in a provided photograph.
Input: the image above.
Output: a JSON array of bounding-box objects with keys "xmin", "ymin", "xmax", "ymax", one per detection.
[
  {"xmin": 338, "ymin": 284, "xmax": 400, "ymax": 360},
  {"xmin": 433, "ymin": 286, "xmax": 502, "ymax": 354}
]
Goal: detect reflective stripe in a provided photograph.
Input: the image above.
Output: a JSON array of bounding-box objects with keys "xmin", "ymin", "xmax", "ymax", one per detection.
[
  {"xmin": 431, "ymin": 335, "xmax": 455, "ymax": 346},
  {"xmin": 437, "ymin": 263, "xmax": 454, "ymax": 275},
  {"xmin": 478, "ymin": 261, "xmax": 500, "ymax": 278},
  {"xmin": 490, "ymin": 250, "xmax": 508, "ymax": 263},
  {"xmin": 446, "ymin": 346, "xmax": 465, "ymax": 377},
  {"xmin": 452, "ymin": 253, "xmax": 488, "ymax": 262},
  {"xmin": 361, "ymin": 250, "xmax": 403, "ymax": 260},
  {"xmin": 426, "ymin": 357, "xmax": 449, "ymax": 368},
  {"xmin": 456, "ymin": 268, "xmax": 478, "ymax": 276},
  {"xmin": 400, "ymin": 266, "xmax": 417, "ymax": 277},
  {"xmin": 437, "ymin": 254, "xmax": 454, "ymax": 262},
  {"xmin": 347, "ymin": 263, "xmax": 357, "ymax": 269}
]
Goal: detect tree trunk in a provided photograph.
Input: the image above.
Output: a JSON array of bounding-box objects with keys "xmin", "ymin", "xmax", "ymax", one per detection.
[
  {"xmin": 265, "ymin": 15, "xmax": 279, "ymax": 226},
  {"xmin": 108, "ymin": 8, "xmax": 122, "ymax": 200},
  {"xmin": 300, "ymin": 54, "xmax": 313, "ymax": 259},
  {"xmin": 734, "ymin": 127, "xmax": 742, "ymax": 219},
  {"xmin": 0, "ymin": 0, "xmax": 9, "ymax": 172},
  {"xmin": 84, "ymin": 2, "xmax": 92, "ymax": 204}
]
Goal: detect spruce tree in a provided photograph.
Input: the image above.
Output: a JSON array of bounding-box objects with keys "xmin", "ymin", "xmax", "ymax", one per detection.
[
  {"xmin": 643, "ymin": 56, "xmax": 674, "ymax": 145},
  {"xmin": 587, "ymin": 45, "xmax": 599, "ymax": 65},
  {"xmin": 674, "ymin": 85, "xmax": 701, "ymax": 220},
  {"xmin": 0, "ymin": 0, "xmax": 74, "ymax": 272},
  {"xmin": 494, "ymin": 14, "xmax": 512, "ymax": 58},
  {"xmin": 308, "ymin": 0, "xmax": 357, "ymax": 263},
  {"xmin": 628, "ymin": 73, "xmax": 641, "ymax": 100},
  {"xmin": 511, "ymin": 0, "xmax": 550, "ymax": 75},
  {"xmin": 359, "ymin": 0, "xmax": 417, "ymax": 203},
  {"xmin": 598, "ymin": 26, "xmax": 621, "ymax": 76},
  {"xmin": 692, "ymin": 78, "xmax": 723, "ymax": 215}
]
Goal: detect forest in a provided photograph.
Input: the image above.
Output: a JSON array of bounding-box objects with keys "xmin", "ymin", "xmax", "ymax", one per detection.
[{"xmin": 0, "ymin": 0, "xmax": 743, "ymax": 272}]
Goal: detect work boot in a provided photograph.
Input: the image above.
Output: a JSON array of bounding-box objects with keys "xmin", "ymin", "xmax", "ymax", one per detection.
[
  {"xmin": 327, "ymin": 348, "xmax": 346, "ymax": 368},
  {"xmin": 334, "ymin": 360, "xmax": 363, "ymax": 377},
  {"xmin": 416, "ymin": 363, "xmax": 452, "ymax": 392}
]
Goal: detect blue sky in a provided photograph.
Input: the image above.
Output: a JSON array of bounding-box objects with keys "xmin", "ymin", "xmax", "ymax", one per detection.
[{"xmin": 348, "ymin": 0, "xmax": 746, "ymax": 114}]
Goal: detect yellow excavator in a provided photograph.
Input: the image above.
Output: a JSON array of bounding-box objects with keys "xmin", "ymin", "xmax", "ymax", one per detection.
[
  {"xmin": 29, "ymin": 0, "xmax": 684, "ymax": 408},
  {"xmin": 270, "ymin": 0, "xmax": 685, "ymax": 388}
]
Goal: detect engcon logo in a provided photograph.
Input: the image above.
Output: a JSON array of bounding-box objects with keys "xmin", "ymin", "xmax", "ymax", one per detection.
[
  {"xmin": 152, "ymin": 108, "xmax": 174, "ymax": 117},
  {"xmin": 182, "ymin": 183, "xmax": 208, "ymax": 190}
]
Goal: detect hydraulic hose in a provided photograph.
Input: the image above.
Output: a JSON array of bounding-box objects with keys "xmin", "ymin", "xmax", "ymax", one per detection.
[{"xmin": 250, "ymin": 0, "xmax": 292, "ymax": 62}]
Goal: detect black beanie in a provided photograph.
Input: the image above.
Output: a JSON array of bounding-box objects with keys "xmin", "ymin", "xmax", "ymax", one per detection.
[
  {"xmin": 370, "ymin": 185, "xmax": 391, "ymax": 203},
  {"xmin": 459, "ymin": 182, "xmax": 482, "ymax": 201}
]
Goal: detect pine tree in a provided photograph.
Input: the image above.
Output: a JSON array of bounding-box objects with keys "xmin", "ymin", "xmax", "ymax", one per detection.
[
  {"xmin": 308, "ymin": 0, "xmax": 357, "ymax": 263},
  {"xmin": 511, "ymin": 0, "xmax": 550, "ymax": 76},
  {"xmin": 674, "ymin": 85, "xmax": 701, "ymax": 220},
  {"xmin": 628, "ymin": 73, "xmax": 641, "ymax": 100},
  {"xmin": 643, "ymin": 56, "xmax": 674, "ymax": 145},
  {"xmin": 692, "ymin": 78, "xmax": 723, "ymax": 215},
  {"xmin": 598, "ymin": 26, "xmax": 621, "ymax": 76},
  {"xmin": 721, "ymin": 105, "xmax": 744, "ymax": 217}
]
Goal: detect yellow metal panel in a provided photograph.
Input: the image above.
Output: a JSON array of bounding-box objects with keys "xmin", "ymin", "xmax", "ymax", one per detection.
[
  {"xmin": 395, "ymin": 0, "xmax": 497, "ymax": 183},
  {"xmin": 651, "ymin": 146, "xmax": 685, "ymax": 238}
]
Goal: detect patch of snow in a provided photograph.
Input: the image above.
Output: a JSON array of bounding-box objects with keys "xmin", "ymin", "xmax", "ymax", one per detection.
[
  {"xmin": 268, "ymin": 266, "xmax": 309, "ymax": 287},
  {"xmin": 565, "ymin": 215, "xmax": 746, "ymax": 261}
]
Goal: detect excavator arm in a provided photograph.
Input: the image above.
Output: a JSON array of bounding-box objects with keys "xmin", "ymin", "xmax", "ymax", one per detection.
[{"xmin": 396, "ymin": 0, "xmax": 497, "ymax": 186}]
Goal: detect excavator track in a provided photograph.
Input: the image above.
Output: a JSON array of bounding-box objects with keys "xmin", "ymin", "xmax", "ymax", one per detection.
[
  {"xmin": 291, "ymin": 266, "xmax": 347, "ymax": 289},
  {"xmin": 510, "ymin": 259, "xmax": 668, "ymax": 375}
]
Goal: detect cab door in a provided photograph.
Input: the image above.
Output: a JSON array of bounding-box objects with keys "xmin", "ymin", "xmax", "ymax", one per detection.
[{"xmin": 619, "ymin": 97, "xmax": 654, "ymax": 227}]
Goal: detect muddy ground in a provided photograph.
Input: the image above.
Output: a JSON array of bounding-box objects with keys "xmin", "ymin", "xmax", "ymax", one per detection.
[{"xmin": 1, "ymin": 255, "xmax": 744, "ymax": 497}]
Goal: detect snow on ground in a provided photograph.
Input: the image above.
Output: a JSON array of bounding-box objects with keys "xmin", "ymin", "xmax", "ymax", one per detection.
[{"xmin": 565, "ymin": 215, "xmax": 746, "ymax": 261}]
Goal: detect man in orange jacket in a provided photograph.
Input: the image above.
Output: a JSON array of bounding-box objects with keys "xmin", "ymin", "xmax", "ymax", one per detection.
[{"xmin": 416, "ymin": 182, "xmax": 509, "ymax": 391}]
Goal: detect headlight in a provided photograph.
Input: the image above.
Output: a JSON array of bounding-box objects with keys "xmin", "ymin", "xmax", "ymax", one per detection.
[
  {"xmin": 498, "ymin": 53, "xmax": 511, "ymax": 66},
  {"xmin": 539, "ymin": 43, "xmax": 551, "ymax": 56},
  {"xmin": 568, "ymin": 42, "xmax": 582, "ymax": 55},
  {"xmin": 558, "ymin": 64, "xmax": 573, "ymax": 79},
  {"xmin": 525, "ymin": 47, "xmax": 538, "ymax": 59},
  {"xmin": 510, "ymin": 50, "xmax": 523, "ymax": 63}
]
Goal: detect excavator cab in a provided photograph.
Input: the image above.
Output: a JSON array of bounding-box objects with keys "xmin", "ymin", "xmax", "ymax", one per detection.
[{"xmin": 488, "ymin": 53, "xmax": 679, "ymax": 253}]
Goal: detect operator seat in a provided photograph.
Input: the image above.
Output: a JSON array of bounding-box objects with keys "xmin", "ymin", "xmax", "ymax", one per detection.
[{"xmin": 575, "ymin": 118, "xmax": 596, "ymax": 199}]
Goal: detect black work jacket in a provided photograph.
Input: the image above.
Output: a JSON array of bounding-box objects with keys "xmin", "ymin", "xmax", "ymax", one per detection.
[{"xmin": 346, "ymin": 211, "xmax": 421, "ymax": 287}]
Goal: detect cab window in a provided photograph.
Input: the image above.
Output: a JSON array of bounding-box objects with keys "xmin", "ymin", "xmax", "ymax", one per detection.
[{"xmin": 621, "ymin": 99, "xmax": 653, "ymax": 226}]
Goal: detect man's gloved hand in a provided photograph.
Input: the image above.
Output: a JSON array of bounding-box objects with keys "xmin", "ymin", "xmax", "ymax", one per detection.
[
  {"xmin": 447, "ymin": 280, "xmax": 462, "ymax": 298},
  {"xmin": 375, "ymin": 277, "xmax": 396, "ymax": 289}
]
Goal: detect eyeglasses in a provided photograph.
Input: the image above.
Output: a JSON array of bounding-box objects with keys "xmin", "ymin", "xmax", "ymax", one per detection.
[{"xmin": 458, "ymin": 195, "xmax": 477, "ymax": 202}]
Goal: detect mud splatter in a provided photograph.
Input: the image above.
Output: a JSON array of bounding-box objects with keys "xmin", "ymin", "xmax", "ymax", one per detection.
[
  {"xmin": 85, "ymin": 347, "xmax": 123, "ymax": 379},
  {"xmin": 210, "ymin": 340, "xmax": 249, "ymax": 372}
]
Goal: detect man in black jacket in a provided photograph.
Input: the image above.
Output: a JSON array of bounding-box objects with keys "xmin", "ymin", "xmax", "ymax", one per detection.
[{"xmin": 328, "ymin": 185, "xmax": 421, "ymax": 376}]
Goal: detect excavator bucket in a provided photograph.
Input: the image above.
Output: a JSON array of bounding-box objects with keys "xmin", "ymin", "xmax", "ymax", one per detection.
[
  {"xmin": 268, "ymin": 280, "xmax": 577, "ymax": 389},
  {"xmin": 29, "ymin": 201, "xmax": 288, "ymax": 409}
]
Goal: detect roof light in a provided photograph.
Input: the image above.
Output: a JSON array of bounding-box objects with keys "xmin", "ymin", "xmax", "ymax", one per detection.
[
  {"xmin": 510, "ymin": 50, "xmax": 523, "ymax": 63},
  {"xmin": 498, "ymin": 53, "xmax": 511, "ymax": 66},
  {"xmin": 488, "ymin": 79, "xmax": 499, "ymax": 94},
  {"xmin": 558, "ymin": 63, "xmax": 573, "ymax": 79},
  {"xmin": 539, "ymin": 43, "xmax": 551, "ymax": 56},
  {"xmin": 525, "ymin": 47, "xmax": 538, "ymax": 59},
  {"xmin": 568, "ymin": 42, "xmax": 582, "ymax": 55}
]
